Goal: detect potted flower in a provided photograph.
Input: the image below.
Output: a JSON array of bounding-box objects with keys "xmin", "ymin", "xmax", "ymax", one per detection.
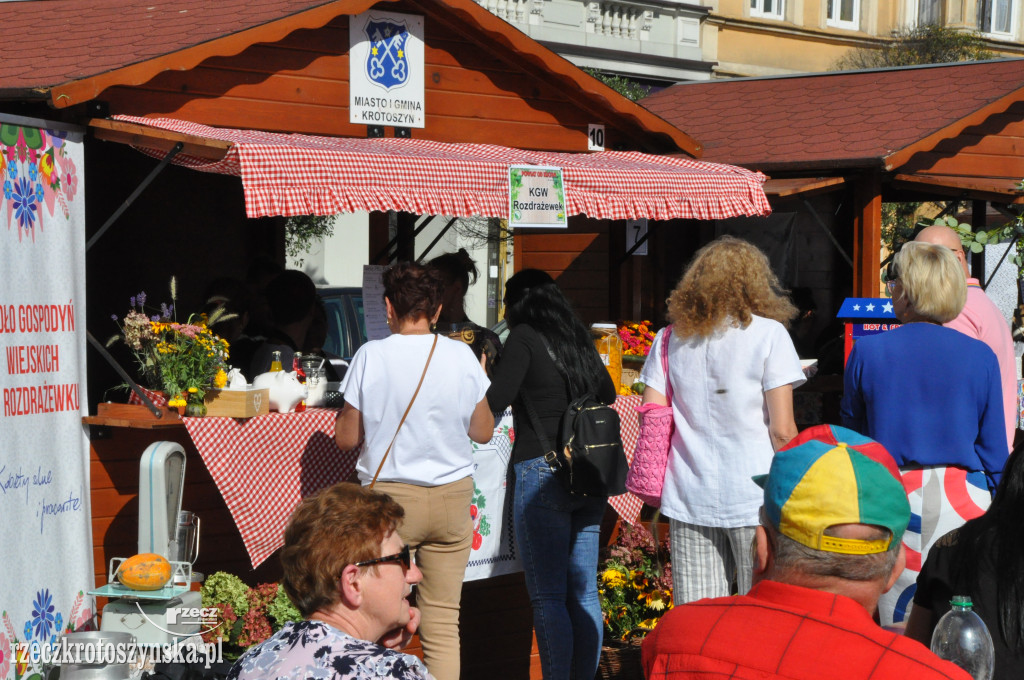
[
  {"xmin": 108, "ymin": 277, "xmax": 230, "ymax": 415},
  {"xmin": 596, "ymin": 522, "xmax": 673, "ymax": 679},
  {"xmin": 616, "ymin": 321, "xmax": 656, "ymax": 395}
]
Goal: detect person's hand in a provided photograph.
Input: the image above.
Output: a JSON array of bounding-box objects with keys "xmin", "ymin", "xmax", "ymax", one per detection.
[
  {"xmin": 378, "ymin": 606, "xmax": 421, "ymax": 650},
  {"xmin": 479, "ymin": 351, "xmax": 488, "ymax": 372}
]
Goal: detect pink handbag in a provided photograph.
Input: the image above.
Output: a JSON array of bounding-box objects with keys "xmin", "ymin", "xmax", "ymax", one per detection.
[{"xmin": 624, "ymin": 329, "xmax": 674, "ymax": 507}]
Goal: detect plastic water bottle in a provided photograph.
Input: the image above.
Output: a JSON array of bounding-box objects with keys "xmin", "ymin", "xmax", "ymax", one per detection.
[{"xmin": 930, "ymin": 595, "xmax": 995, "ymax": 680}]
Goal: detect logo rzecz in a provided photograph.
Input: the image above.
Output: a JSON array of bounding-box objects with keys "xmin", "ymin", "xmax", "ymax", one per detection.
[
  {"xmin": 365, "ymin": 19, "xmax": 410, "ymax": 91},
  {"xmin": 139, "ymin": 604, "xmax": 222, "ymax": 636}
]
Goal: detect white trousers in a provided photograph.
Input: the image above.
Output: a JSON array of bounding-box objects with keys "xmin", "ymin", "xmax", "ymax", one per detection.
[{"xmin": 669, "ymin": 519, "xmax": 756, "ymax": 604}]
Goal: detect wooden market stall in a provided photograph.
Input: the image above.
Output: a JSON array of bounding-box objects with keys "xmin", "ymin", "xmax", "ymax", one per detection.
[
  {"xmin": 516, "ymin": 59, "xmax": 1024, "ymax": 332},
  {"xmin": 620, "ymin": 60, "xmax": 1024, "ymax": 429},
  {"xmin": 0, "ymin": 2, "xmax": 772, "ymax": 678},
  {"xmin": 639, "ymin": 59, "xmax": 1024, "ymax": 303}
]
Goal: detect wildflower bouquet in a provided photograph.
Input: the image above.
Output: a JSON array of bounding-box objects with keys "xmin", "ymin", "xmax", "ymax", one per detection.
[
  {"xmin": 200, "ymin": 572, "xmax": 302, "ymax": 660},
  {"xmin": 598, "ymin": 522, "xmax": 673, "ymax": 642},
  {"xmin": 108, "ymin": 278, "xmax": 230, "ymax": 408},
  {"xmin": 617, "ymin": 321, "xmax": 655, "ymax": 357}
]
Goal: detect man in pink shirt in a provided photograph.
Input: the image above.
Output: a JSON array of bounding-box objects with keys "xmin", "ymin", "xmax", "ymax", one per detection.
[{"xmin": 916, "ymin": 225, "xmax": 1017, "ymax": 449}]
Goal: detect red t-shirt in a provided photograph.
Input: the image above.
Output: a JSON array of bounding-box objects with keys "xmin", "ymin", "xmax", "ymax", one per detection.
[{"xmin": 642, "ymin": 580, "xmax": 971, "ymax": 680}]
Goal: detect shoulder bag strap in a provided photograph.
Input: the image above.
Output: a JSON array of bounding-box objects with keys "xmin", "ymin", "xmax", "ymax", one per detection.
[
  {"xmin": 520, "ymin": 391, "xmax": 562, "ymax": 471},
  {"xmin": 536, "ymin": 331, "xmax": 577, "ymax": 402},
  {"xmin": 369, "ymin": 333, "xmax": 438, "ymax": 489}
]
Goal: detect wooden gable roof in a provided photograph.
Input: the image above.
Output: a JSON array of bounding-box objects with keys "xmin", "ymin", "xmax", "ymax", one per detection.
[
  {"xmin": 640, "ymin": 59, "xmax": 1024, "ymax": 196},
  {"xmin": 0, "ymin": 0, "xmax": 698, "ymax": 155}
]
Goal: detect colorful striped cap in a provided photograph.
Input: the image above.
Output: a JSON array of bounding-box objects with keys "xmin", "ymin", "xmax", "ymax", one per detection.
[{"xmin": 754, "ymin": 425, "xmax": 909, "ymax": 555}]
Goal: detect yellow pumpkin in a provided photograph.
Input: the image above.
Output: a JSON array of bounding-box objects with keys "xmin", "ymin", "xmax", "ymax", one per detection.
[{"xmin": 116, "ymin": 553, "xmax": 173, "ymax": 591}]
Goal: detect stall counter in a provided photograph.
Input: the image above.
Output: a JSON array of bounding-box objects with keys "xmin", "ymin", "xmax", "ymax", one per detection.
[{"xmin": 86, "ymin": 397, "xmax": 646, "ymax": 575}]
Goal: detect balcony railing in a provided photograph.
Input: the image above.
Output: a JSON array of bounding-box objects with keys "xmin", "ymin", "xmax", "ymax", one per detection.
[{"xmin": 476, "ymin": 0, "xmax": 655, "ymax": 40}]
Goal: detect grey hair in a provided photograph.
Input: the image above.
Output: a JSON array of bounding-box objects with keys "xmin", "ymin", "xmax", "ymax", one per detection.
[{"xmin": 766, "ymin": 522, "xmax": 900, "ymax": 583}]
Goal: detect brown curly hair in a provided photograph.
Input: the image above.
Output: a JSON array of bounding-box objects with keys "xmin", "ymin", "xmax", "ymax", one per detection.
[
  {"xmin": 666, "ymin": 236, "xmax": 797, "ymax": 339},
  {"xmin": 280, "ymin": 483, "xmax": 404, "ymax": 618}
]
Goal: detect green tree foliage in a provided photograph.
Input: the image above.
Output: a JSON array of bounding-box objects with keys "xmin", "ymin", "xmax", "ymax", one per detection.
[
  {"xmin": 882, "ymin": 202, "xmax": 920, "ymax": 254},
  {"xmin": 831, "ymin": 25, "xmax": 994, "ymax": 71},
  {"xmin": 582, "ymin": 67, "xmax": 651, "ymax": 101},
  {"xmin": 285, "ymin": 214, "xmax": 335, "ymax": 266}
]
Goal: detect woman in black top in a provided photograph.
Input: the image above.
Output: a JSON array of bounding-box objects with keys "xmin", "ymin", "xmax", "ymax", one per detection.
[
  {"xmin": 426, "ymin": 249, "xmax": 502, "ymax": 375},
  {"xmin": 906, "ymin": 445, "xmax": 1024, "ymax": 680},
  {"xmin": 486, "ymin": 269, "xmax": 615, "ymax": 680}
]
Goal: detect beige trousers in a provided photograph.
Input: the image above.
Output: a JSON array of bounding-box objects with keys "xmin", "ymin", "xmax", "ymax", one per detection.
[{"xmin": 373, "ymin": 477, "xmax": 474, "ymax": 680}]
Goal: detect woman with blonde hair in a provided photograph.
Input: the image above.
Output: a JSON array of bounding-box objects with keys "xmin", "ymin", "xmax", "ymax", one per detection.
[
  {"xmin": 842, "ymin": 240, "xmax": 1007, "ymax": 627},
  {"xmin": 639, "ymin": 235, "xmax": 805, "ymax": 603}
]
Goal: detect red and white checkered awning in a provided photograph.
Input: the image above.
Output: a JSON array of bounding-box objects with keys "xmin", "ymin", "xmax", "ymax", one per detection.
[{"xmin": 111, "ymin": 116, "xmax": 771, "ymax": 221}]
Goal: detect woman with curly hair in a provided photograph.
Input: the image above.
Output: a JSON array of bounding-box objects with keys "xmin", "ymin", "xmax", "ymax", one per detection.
[
  {"xmin": 230, "ymin": 483, "xmax": 430, "ymax": 680},
  {"xmin": 639, "ymin": 235, "xmax": 805, "ymax": 603}
]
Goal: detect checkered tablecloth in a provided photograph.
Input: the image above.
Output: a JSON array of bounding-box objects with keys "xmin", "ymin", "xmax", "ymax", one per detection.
[
  {"xmin": 181, "ymin": 407, "xmax": 356, "ymax": 567},
  {"xmin": 182, "ymin": 397, "xmax": 646, "ymax": 569},
  {"xmin": 611, "ymin": 395, "xmax": 645, "ymax": 525}
]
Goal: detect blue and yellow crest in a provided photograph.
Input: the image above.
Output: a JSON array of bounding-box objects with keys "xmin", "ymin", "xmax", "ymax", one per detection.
[{"xmin": 364, "ymin": 18, "xmax": 410, "ymax": 91}]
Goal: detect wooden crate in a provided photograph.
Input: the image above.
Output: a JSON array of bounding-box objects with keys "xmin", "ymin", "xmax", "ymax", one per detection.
[{"xmin": 203, "ymin": 388, "xmax": 270, "ymax": 418}]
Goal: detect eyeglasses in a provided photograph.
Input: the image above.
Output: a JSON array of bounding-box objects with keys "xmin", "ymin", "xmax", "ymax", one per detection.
[
  {"xmin": 885, "ymin": 278, "xmax": 899, "ymax": 293},
  {"xmin": 353, "ymin": 544, "xmax": 413, "ymax": 571}
]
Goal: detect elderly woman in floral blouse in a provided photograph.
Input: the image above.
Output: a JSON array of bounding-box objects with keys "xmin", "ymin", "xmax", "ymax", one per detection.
[{"xmin": 228, "ymin": 483, "xmax": 432, "ymax": 680}]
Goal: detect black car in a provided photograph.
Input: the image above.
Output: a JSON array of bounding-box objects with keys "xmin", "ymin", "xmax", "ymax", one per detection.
[{"xmin": 317, "ymin": 287, "xmax": 367, "ymax": 380}]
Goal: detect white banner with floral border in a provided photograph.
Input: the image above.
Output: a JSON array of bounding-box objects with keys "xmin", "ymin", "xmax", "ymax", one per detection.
[
  {"xmin": 465, "ymin": 410, "xmax": 521, "ymax": 580},
  {"xmin": 0, "ymin": 118, "xmax": 93, "ymax": 680}
]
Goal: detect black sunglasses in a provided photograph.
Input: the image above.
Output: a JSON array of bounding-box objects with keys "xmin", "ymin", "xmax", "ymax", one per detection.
[{"xmin": 353, "ymin": 544, "xmax": 412, "ymax": 570}]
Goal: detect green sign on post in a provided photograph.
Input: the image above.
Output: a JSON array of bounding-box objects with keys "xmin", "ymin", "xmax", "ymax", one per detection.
[{"xmin": 508, "ymin": 165, "xmax": 567, "ymax": 229}]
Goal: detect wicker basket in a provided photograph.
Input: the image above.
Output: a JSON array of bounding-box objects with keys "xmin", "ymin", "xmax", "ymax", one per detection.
[{"xmin": 595, "ymin": 635, "xmax": 645, "ymax": 680}]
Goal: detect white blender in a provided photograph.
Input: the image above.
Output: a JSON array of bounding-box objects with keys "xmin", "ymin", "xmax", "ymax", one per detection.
[{"xmin": 91, "ymin": 441, "xmax": 205, "ymax": 645}]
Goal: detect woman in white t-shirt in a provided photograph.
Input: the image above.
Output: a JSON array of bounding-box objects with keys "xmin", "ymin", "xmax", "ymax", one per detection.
[
  {"xmin": 639, "ymin": 236, "xmax": 805, "ymax": 604},
  {"xmin": 335, "ymin": 262, "xmax": 493, "ymax": 680}
]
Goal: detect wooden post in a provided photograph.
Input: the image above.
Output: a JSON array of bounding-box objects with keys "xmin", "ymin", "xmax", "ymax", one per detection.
[
  {"xmin": 395, "ymin": 211, "xmax": 417, "ymax": 263},
  {"xmin": 368, "ymin": 211, "xmax": 391, "ymax": 265},
  {"xmin": 609, "ymin": 219, "xmax": 625, "ymax": 320},
  {"xmin": 852, "ymin": 172, "xmax": 882, "ymax": 297}
]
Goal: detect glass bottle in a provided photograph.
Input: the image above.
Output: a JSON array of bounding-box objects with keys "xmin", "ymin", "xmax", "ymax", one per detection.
[
  {"xmin": 269, "ymin": 350, "xmax": 283, "ymax": 372},
  {"xmin": 292, "ymin": 352, "xmax": 307, "ymax": 412},
  {"xmin": 930, "ymin": 595, "xmax": 995, "ymax": 680},
  {"xmin": 591, "ymin": 323, "xmax": 623, "ymax": 393}
]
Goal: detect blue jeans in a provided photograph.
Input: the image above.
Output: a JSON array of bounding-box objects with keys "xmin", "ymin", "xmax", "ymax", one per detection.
[{"xmin": 513, "ymin": 457, "xmax": 606, "ymax": 680}]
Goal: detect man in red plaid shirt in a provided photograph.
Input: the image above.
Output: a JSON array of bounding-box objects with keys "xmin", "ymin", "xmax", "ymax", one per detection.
[{"xmin": 642, "ymin": 425, "xmax": 971, "ymax": 680}]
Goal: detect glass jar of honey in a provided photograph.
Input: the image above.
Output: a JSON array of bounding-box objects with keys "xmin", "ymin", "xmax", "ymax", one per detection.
[{"xmin": 591, "ymin": 323, "xmax": 622, "ymax": 393}]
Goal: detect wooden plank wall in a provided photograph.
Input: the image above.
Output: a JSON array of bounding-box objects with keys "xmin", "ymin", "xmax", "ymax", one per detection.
[
  {"xmin": 514, "ymin": 218, "xmax": 716, "ymax": 327},
  {"xmin": 89, "ymin": 423, "xmax": 541, "ymax": 679},
  {"xmin": 901, "ymin": 102, "xmax": 1024, "ymax": 180},
  {"xmin": 98, "ymin": 8, "xmax": 613, "ymax": 153},
  {"xmin": 514, "ymin": 220, "xmax": 612, "ymax": 325}
]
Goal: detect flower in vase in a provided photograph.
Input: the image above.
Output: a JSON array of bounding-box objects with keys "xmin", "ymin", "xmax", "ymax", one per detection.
[{"xmin": 108, "ymin": 279, "xmax": 230, "ymax": 403}]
